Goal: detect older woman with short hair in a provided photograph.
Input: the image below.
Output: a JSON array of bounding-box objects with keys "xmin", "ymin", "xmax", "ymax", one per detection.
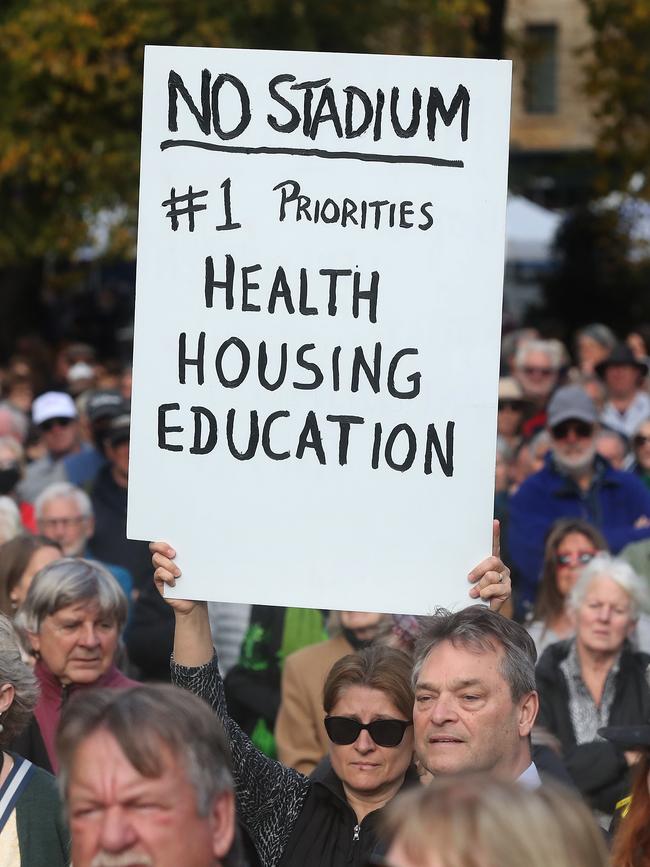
[
  {"xmin": 0, "ymin": 614, "xmax": 70, "ymax": 865},
  {"xmin": 14, "ymin": 557, "xmax": 137, "ymax": 772},
  {"xmin": 536, "ymin": 553, "xmax": 650, "ymax": 817}
]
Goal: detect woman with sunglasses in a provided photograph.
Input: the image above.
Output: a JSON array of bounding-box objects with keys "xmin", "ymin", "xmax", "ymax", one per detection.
[
  {"xmin": 526, "ymin": 518, "xmax": 606, "ymax": 656},
  {"xmin": 535, "ymin": 553, "xmax": 650, "ymax": 819},
  {"xmin": 150, "ymin": 535, "xmax": 511, "ymax": 867}
]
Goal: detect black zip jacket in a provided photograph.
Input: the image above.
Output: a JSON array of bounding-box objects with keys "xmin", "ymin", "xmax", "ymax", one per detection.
[
  {"xmin": 536, "ymin": 639, "xmax": 650, "ymax": 813},
  {"xmin": 172, "ymin": 653, "xmax": 417, "ymax": 867}
]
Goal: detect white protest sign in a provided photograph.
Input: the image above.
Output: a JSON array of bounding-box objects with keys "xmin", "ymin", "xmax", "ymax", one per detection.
[{"xmin": 127, "ymin": 46, "xmax": 511, "ymax": 614}]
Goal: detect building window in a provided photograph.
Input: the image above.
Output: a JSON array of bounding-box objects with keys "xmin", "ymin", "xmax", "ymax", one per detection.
[{"xmin": 524, "ymin": 24, "xmax": 558, "ymax": 114}]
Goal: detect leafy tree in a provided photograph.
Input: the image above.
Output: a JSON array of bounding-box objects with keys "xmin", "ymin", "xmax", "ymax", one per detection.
[
  {"xmin": 0, "ymin": 0, "xmax": 232, "ymax": 264},
  {"xmin": 538, "ymin": 203, "xmax": 650, "ymax": 339},
  {"xmin": 581, "ymin": 0, "xmax": 650, "ymax": 194},
  {"xmin": 0, "ymin": 0, "xmax": 485, "ymax": 267}
]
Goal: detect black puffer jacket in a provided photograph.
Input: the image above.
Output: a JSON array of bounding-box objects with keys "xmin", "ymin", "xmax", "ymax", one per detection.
[
  {"xmin": 172, "ymin": 654, "xmax": 417, "ymax": 867},
  {"xmin": 536, "ymin": 639, "xmax": 650, "ymax": 813}
]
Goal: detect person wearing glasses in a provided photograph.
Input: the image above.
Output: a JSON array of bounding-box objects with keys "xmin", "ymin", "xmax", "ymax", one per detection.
[
  {"xmin": 508, "ymin": 385, "xmax": 650, "ymax": 615},
  {"xmin": 34, "ymin": 481, "xmax": 133, "ymax": 608},
  {"xmin": 16, "ymin": 391, "xmax": 84, "ymax": 504},
  {"xmin": 150, "ymin": 537, "xmax": 511, "ymax": 867},
  {"xmin": 535, "ymin": 553, "xmax": 650, "ymax": 819},
  {"xmin": 511, "ymin": 339, "xmax": 561, "ymax": 439},
  {"xmin": 496, "ymin": 377, "xmax": 528, "ymax": 457},
  {"xmin": 525, "ymin": 518, "xmax": 606, "ymax": 655}
]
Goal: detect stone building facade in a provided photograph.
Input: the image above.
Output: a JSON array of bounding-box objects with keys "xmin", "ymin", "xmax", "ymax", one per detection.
[{"xmin": 504, "ymin": 0, "xmax": 597, "ymax": 205}]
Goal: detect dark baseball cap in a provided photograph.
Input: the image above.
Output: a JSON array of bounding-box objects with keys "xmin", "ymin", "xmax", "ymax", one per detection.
[
  {"xmin": 105, "ymin": 412, "xmax": 130, "ymax": 446},
  {"xmin": 547, "ymin": 385, "xmax": 598, "ymax": 429},
  {"xmin": 86, "ymin": 390, "xmax": 129, "ymax": 424}
]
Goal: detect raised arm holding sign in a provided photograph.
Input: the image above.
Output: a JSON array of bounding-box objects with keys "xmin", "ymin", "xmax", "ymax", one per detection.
[{"xmin": 149, "ymin": 522, "xmax": 511, "ymax": 867}]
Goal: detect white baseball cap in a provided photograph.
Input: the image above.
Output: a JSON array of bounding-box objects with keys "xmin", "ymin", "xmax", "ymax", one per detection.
[{"xmin": 32, "ymin": 391, "xmax": 77, "ymax": 426}]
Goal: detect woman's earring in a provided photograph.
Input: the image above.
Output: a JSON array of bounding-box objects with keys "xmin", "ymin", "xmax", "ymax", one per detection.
[{"xmin": 0, "ymin": 712, "xmax": 4, "ymax": 734}]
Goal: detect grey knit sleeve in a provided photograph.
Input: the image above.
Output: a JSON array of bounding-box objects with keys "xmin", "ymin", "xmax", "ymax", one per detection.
[{"xmin": 171, "ymin": 653, "xmax": 310, "ymax": 866}]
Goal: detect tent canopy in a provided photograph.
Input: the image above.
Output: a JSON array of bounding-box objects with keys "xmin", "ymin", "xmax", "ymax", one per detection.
[{"xmin": 506, "ymin": 194, "xmax": 562, "ymax": 263}]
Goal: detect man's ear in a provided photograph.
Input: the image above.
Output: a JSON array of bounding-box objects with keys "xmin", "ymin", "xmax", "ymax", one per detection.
[
  {"xmin": 518, "ymin": 690, "xmax": 539, "ymax": 737},
  {"xmin": 211, "ymin": 789, "xmax": 236, "ymax": 861},
  {"xmin": 0, "ymin": 683, "xmax": 15, "ymax": 714}
]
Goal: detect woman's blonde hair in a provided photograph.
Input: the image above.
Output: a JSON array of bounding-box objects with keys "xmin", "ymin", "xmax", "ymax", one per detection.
[{"xmin": 383, "ymin": 775, "xmax": 608, "ymax": 867}]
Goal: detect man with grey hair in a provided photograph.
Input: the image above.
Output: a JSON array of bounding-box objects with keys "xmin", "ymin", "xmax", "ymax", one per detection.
[
  {"xmin": 35, "ymin": 481, "xmax": 94, "ymax": 557},
  {"xmin": 412, "ymin": 606, "xmax": 540, "ymax": 786},
  {"xmin": 509, "ymin": 384, "xmax": 650, "ymax": 616},
  {"xmin": 35, "ymin": 481, "xmax": 133, "ymax": 603},
  {"xmin": 512, "ymin": 339, "xmax": 561, "ymax": 438},
  {"xmin": 57, "ymin": 684, "xmax": 241, "ymax": 867}
]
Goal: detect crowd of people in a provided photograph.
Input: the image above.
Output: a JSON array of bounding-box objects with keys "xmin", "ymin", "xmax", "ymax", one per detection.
[{"xmin": 1, "ymin": 326, "xmax": 650, "ymax": 865}]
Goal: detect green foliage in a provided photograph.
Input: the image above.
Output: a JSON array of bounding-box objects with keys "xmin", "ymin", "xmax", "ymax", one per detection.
[
  {"xmin": 581, "ymin": 0, "xmax": 650, "ymax": 194},
  {"xmin": 540, "ymin": 204, "xmax": 650, "ymax": 338},
  {"xmin": 0, "ymin": 0, "xmax": 232, "ymax": 264},
  {"xmin": 0, "ymin": 0, "xmax": 486, "ymax": 266}
]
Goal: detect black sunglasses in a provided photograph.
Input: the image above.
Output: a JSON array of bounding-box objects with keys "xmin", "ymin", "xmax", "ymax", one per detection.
[
  {"xmin": 324, "ymin": 716, "xmax": 412, "ymax": 748},
  {"xmin": 40, "ymin": 416, "xmax": 73, "ymax": 432},
  {"xmin": 498, "ymin": 400, "xmax": 524, "ymax": 412},
  {"xmin": 551, "ymin": 420, "xmax": 593, "ymax": 440},
  {"xmin": 634, "ymin": 434, "xmax": 650, "ymax": 449}
]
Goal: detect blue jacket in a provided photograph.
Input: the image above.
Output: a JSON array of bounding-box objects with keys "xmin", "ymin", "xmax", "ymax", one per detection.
[{"xmin": 508, "ymin": 454, "xmax": 650, "ymax": 613}]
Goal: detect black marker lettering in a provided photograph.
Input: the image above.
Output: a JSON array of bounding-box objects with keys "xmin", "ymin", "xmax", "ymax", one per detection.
[
  {"xmin": 205, "ymin": 255, "xmax": 235, "ymax": 309},
  {"xmin": 387, "ymin": 348, "xmax": 421, "ymax": 399},
  {"xmin": 267, "ymin": 74, "xmax": 300, "ymax": 133},
  {"xmin": 296, "ymin": 410, "xmax": 326, "ymax": 464},
  {"xmin": 211, "ymin": 74, "xmax": 251, "ymax": 140},
  {"xmin": 215, "ymin": 337, "xmax": 250, "ymax": 388},
  {"xmin": 189, "ymin": 406, "xmax": 218, "ymax": 454},
  {"xmin": 258, "ymin": 341, "xmax": 288, "ymax": 391},
  {"xmin": 178, "ymin": 332, "xmax": 205, "ymax": 385},
  {"xmin": 158, "ymin": 403, "xmax": 183, "ymax": 451},
  {"xmin": 385, "ymin": 424, "xmax": 417, "ymax": 472},
  {"xmin": 168, "ymin": 69, "xmax": 211, "ymax": 135},
  {"xmin": 226, "ymin": 408, "xmax": 259, "ymax": 460},
  {"xmin": 326, "ymin": 414, "xmax": 364, "ymax": 465},
  {"xmin": 424, "ymin": 421, "xmax": 455, "ymax": 476},
  {"xmin": 262, "ymin": 410, "xmax": 291, "ymax": 460}
]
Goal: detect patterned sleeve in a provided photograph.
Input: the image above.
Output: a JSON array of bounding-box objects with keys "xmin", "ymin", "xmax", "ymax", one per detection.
[{"xmin": 171, "ymin": 653, "xmax": 310, "ymax": 867}]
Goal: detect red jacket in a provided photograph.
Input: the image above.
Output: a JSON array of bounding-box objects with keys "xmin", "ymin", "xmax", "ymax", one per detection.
[{"xmin": 34, "ymin": 660, "xmax": 138, "ymax": 771}]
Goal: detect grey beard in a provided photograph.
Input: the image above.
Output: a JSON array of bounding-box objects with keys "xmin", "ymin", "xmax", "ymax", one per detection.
[
  {"xmin": 553, "ymin": 445, "xmax": 597, "ymax": 478},
  {"xmin": 90, "ymin": 853, "xmax": 154, "ymax": 867}
]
